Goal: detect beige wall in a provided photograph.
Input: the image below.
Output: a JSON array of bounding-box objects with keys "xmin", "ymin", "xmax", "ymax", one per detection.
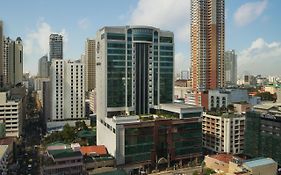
[{"xmin": 204, "ymin": 156, "xmax": 229, "ymax": 173}]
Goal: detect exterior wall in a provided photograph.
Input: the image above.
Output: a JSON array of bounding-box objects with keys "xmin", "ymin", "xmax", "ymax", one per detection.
[
  {"xmin": 225, "ymin": 50, "xmax": 237, "ymax": 86},
  {"xmin": 233, "ymin": 103, "xmax": 251, "ymax": 114},
  {"xmin": 49, "ymin": 34, "xmax": 63, "ymax": 61},
  {"xmin": 38, "ymin": 55, "xmax": 49, "ymax": 78},
  {"xmin": 0, "ymin": 92, "xmax": 22, "ymax": 137},
  {"xmin": 191, "ymin": 0, "xmax": 225, "ymax": 92},
  {"xmin": 204, "ymin": 156, "xmax": 229, "ymax": 173},
  {"xmin": 84, "ymin": 39, "xmax": 96, "ymax": 91},
  {"xmin": 0, "ymin": 21, "xmax": 3, "ymax": 87},
  {"xmin": 50, "ymin": 60, "xmax": 85, "ymax": 122},
  {"xmin": 203, "ymin": 113, "xmax": 245, "ymax": 154},
  {"xmin": 246, "ymin": 162, "xmax": 277, "ymax": 175},
  {"xmin": 0, "ymin": 145, "xmax": 9, "ymax": 175}
]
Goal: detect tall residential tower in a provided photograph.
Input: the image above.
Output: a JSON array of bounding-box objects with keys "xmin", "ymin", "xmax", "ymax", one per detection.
[
  {"xmin": 191, "ymin": 0, "xmax": 225, "ymax": 91},
  {"xmin": 84, "ymin": 39, "xmax": 96, "ymax": 91},
  {"xmin": 224, "ymin": 50, "xmax": 237, "ymax": 86},
  {"xmin": 0, "ymin": 21, "xmax": 3, "ymax": 87},
  {"xmin": 49, "ymin": 34, "xmax": 63, "ymax": 61}
]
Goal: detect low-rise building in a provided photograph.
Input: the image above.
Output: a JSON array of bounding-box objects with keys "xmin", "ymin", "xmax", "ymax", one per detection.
[
  {"xmin": 202, "ymin": 113, "xmax": 245, "ymax": 154},
  {"xmin": 208, "ymin": 89, "xmax": 249, "ymax": 110},
  {"xmin": 204, "ymin": 154, "xmax": 277, "ymax": 175},
  {"xmin": 0, "ymin": 92, "xmax": 23, "ymax": 137},
  {"xmin": 81, "ymin": 145, "xmax": 115, "ymax": 173},
  {"xmin": 97, "ymin": 103, "xmax": 203, "ymax": 173},
  {"xmin": 245, "ymin": 103, "xmax": 281, "ymax": 165},
  {"xmin": 41, "ymin": 143, "xmax": 84, "ymax": 175}
]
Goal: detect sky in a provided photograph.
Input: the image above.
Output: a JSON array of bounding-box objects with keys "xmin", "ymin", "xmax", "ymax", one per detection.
[{"xmin": 0, "ymin": 0, "xmax": 281, "ymax": 76}]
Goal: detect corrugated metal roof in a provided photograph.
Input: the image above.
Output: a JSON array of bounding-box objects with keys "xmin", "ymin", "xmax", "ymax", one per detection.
[{"xmin": 243, "ymin": 158, "xmax": 276, "ymax": 168}]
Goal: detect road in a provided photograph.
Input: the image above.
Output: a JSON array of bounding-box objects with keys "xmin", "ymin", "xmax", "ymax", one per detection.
[{"xmin": 151, "ymin": 166, "xmax": 202, "ymax": 175}]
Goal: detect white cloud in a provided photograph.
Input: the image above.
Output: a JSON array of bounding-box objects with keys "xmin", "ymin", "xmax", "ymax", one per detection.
[
  {"xmin": 234, "ymin": 0, "xmax": 268, "ymax": 26},
  {"xmin": 238, "ymin": 38, "xmax": 281, "ymax": 75},
  {"xmin": 78, "ymin": 18, "xmax": 90, "ymax": 30},
  {"xmin": 23, "ymin": 20, "xmax": 68, "ymax": 75},
  {"xmin": 129, "ymin": 0, "xmax": 190, "ymax": 43}
]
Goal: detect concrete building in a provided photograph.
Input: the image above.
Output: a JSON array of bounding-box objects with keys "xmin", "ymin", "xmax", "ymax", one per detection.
[
  {"xmin": 49, "ymin": 34, "xmax": 63, "ymax": 61},
  {"xmin": 49, "ymin": 59, "xmax": 85, "ymax": 129},
  {"xmin": 96, "ymin": 26, "xmax": 203, "ymax": 171},
  {"xmin": 208, "ymin": 89, "xmax": 249, "ymax": 110},
  {"xmin": 225, "ymin": 50, "xmax": 237, "ymax": 86},
  {"xmin": 2, "ymin": 37, "xmax": 23, "ymax": 87},
  {"xmin": 0, "ymin": 92, "xmax": 23, "ymax": 137},
  {"xmin": 0, "ymin": 21, "xmax": 3, "ymax": 88},
  {"xmin": 204, "ymin": 154, "xmax": 277, "ymax": 175},
  {"xmin": 245, "ymin": 103, "xmax": 281, "ymax": 165},
  {"xmin": 83, "ymin": 39, "xmax": 96, "ymax": 91},
  {"xmin": 203, "ymin": 113, "xmax": 245, "ymax": 154},
  {"xmin": 191, "ymin": 0, "xmax": 225, "ymax": 93},
  {"xmin": 0, "ymin": 145, "xmax": 9, "ymax": 175},
  {"xmin": 38, "ymin": 55, "xmax": 50, "ymax": 78},
  {"xmin": 41, "ymin": 143, "xmax": 84, "ymax": 175},
  {"xmin": 89, "ymin": 89, "xmax": 96, "ymax": 114}
]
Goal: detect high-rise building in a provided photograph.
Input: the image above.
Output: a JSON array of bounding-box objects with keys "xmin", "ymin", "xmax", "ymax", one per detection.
[
  {"xmin": 190, "ymin": 0, "xmax": 225, "ymax": 92},
  {"xmin": 0, "ymin": 21, "xmax": 3, "ymax": 88},
  {"xmin": 96, "ymin": 26, "xmax": 203, "ymax": 169},
  {"xmin": 84, "ymin": 39, "xmax": 96, "ymax": 92},
  {"xmin": 3, "ymin": 37, "xmax": 23, "ymax": 86},
  {"xmin": 203, "ymin": 113, "xmax": 245, "ymax": 154},
  {"xmin": 38, "ymin": 55, "xmax": 50, "ymax": 78},
  {"xmin": 49, "ymin": 34, "xmax": 63, "ymax": 61},
  {"xmin": 225, "ymin": 50, "xmax": 237, "ymax": 86},
  {"xmin": 50, "ymin": 59, "xmax": 85, "ymax": 127},
  {"xmin": 96, "ymin": 26, "xmax": 174, "ymax": 117}
]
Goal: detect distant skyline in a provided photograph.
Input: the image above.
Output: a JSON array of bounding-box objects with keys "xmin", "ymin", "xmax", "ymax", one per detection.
[{"xmin": 0, "ymin": 0, "xmax": 280, "ymax": 76}]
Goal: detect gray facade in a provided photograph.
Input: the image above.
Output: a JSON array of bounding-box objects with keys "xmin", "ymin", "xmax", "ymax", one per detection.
[
  {"xmin": 49, "ymin": 34, "xmax": 63, "ymax": 61},
  {"xmin": 225, "ymin": 50, "xmax": 237, "ymax": 86}
]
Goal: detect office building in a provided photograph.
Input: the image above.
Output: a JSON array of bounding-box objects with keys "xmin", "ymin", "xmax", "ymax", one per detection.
[
  {"xmin": 49, "ymin": 34, "xmax": 63, "ymax": 61},
  {"xmin": 190, "ymin": 0, "xmax": 225, "ymax": 106},
  {"xmin": 49, "ymin": 59, "xmax": 85, "ymax": 128},
  {"xmin": 245, "ymin": 103, "xmax": 281, "ymax": 165},
  {"xmin": 84, "ymin": 39, "xmax": 96, "ymax": 91},
  {"xmin": 96, "ymin": 26, "xmax": 203, "ymax": 170},
  {"xmin": 2, "ymin": 37, "xmax": 23, "ymax": 87},
  {"xmin": 0, "ymin": 21, "xmax": 3, "ymax": 87},
  {"xmin": 0, "ymin": 92, "xmax": 23, "ymax": 137},
  {"xmin": 202, "ymin": 113, "xmax": 245, "ymax": 154},
  {"xmin": 38, "ymin": 55, "xmax": 50, "ymax": 78},
  {"xmin": 225, "ymin": 50, "xmax": 237, "ymax": 86}
]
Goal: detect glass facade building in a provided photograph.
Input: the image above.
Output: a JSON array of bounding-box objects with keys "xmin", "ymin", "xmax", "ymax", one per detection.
[{"xmin": 97, "ymin": 26, "xmax": 174, "ymax": 116}]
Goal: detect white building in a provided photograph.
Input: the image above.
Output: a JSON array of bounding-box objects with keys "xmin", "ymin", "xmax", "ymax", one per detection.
[
  {"xmin": 49, "ymin": 59, "xmax": 85, "ymax": 128},
  {"xmin": 203, "ymin": 113, "xmax": 245, "ymax": 154},
  {"xmin": 208, "ymin": 89, "xmax": 249, "ymax": 110},
  {"xmin": 0, "ymin": 145, "xmax": 9, "ymax": 175},
  {"xmin": 0, "ymin": 92, "xmax": 23, "ymax": 137}
]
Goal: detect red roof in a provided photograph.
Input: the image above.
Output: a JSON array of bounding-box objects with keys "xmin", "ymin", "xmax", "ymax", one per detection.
[
  {"xmin": 80, "ymin": 145, "xmax": 107, "ymax": 156},
  {"xmin": 210, "ymin": 154, "xmax": 233, "ymax": 164},
  {"xmin": 0, "ymin": 137, "xmax": 16, "ymax": 146}
]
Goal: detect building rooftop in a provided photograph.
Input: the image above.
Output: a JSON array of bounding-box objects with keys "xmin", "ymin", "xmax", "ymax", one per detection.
[
  {"xmin": 48, "ymin": 148, "xmax": 82, "ymax": 159},
  {"xmin": 80, "ymin": 145, "xmax": 107, "ymax": 156},
  {"xmin": 160, "ymin": 103, "xmax": 201, "ymax": 110},
  {"xmin": 209, "ymin": 154, "xmax": 234, "ymax": 164},
  {"xmin": 0, "ymin": 137, "xmax": 15, "ymax": 145},
  {"xmin": 243, "ymin": 157, "xmax": 276, "ymax": 168},
  {"xmin": 77, "ymin": 130, "xmax": 96, "ymax": 138}
]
